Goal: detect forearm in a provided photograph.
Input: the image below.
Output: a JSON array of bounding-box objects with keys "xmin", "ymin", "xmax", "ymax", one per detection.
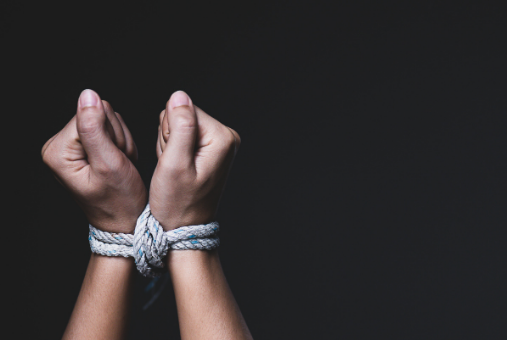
[
  {"xmin": 168, "ymin": 250, "xmax": 253, "ymax": 340},
  {"xmin": 62, "ymin": 253, "xmax": 135, "ymax": 340}
]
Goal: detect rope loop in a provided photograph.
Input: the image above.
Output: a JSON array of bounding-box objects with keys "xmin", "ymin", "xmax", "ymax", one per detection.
[{"xmin": 89, "ymin": 204, "xmax": 219, "ymax": 277}]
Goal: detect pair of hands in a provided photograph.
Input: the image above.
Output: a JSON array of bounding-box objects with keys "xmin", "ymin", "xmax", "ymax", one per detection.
[{"xmin": 42, "ymin": 89, "xmax": 240, "ymax": 234}]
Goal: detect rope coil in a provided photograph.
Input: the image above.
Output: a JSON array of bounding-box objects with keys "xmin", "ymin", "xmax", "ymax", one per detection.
[{"xmin": 89, "ymin": 204, "xmax": 219, "ymax": 277}]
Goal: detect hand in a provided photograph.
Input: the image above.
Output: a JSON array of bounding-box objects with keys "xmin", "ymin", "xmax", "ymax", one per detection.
[
  {"xmin": 41, "ymin": 89, "xmax": 147, "ymax": 233},
  {"xmin": 149, "ymin": 91, "xmax": 240, "ymax": 230}
]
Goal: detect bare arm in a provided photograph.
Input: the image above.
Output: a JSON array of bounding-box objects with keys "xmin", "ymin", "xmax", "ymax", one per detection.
[
  {"xmin": 62, "ymin": 255, "xmax": 135, "ymax": 340},
  {"xmin": 150, "ymin": 91, "xmax": 253, "ymax": 339},
  {"xmin": 168, "ymin": 251, "xmax": 252, "ymax": 340},
  {"xmin": 42, "ymin": 89, "xmax": 147, "ymax": 340}
]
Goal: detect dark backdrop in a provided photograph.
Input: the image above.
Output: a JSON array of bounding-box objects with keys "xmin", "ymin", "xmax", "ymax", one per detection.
[{"xmin": 6, "ymin": 1, "xmax": 507, "ymax": 339}]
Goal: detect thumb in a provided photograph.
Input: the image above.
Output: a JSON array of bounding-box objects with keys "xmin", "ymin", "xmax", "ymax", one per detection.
[
  {"xmin": 160, "ymin": 91, "xmax": 198, "ymax": 171},
  {"xmin": 76, "ymin": 89, "xmax": 123, "ymax": 171}
]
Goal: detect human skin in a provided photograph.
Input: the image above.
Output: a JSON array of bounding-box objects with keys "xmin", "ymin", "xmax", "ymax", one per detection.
[
  {"xmin": 42, "ymin": 89, "xmax": 253, "ymax": 339},
  {"xmin": 151, "ymin": 91, "xmax": 253, "ymax": 340},
  {"xmin": 61, "ymin": 254, "xmax": 135, "ymax": 340},
  {"xmin": 42, "ymin": 89, "xmax": 146, "ymax": 340}
]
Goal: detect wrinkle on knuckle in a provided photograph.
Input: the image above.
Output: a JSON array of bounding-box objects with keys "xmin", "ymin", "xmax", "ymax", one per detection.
[
  {"xmin": 94, "ymin": 163, "xmax": 112, "ymax": 177},
  {"xmin": 41, "ymin": 151, "xmax": 56, "ymax": 168},
  {"xmin": 41, "ymin": 143, "xmax": 58, "ymax": 168},
  {"xmin": 41, "ymin": 133, "xmax": 59, "ymax": 159},
  {"xmin": 217, "ymin": 127, "xmax": 237, "ymax": 153},
  {"xmin": 173, "ymin": 113, "xmax": 196, "ymax": 132},
  {"xmin": 41, "ymin": 145, "xmax": 49, "ymax": 162},
  {"xmin": 95, "ymin": 156, "xmax": 125, "ymax": 177},
  {"xmin": 78, "ymin": 110, "xmax": 103, "ymax": 134},
  {"xmin": 160, "ymin": 158, "xmax": 192, "ymax": 180}
]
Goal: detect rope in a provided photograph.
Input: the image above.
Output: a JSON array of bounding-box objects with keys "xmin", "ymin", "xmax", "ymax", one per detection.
[{"xmin": 89, "ymin": 204, "xmax": 219, "ymax": 277}]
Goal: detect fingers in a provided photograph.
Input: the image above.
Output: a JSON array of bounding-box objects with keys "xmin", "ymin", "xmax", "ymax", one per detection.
[
  {"xmin": 76, "ymin": 89, "xmax": 124, "ymax": 172},
  {"xmin": 41, "ymin": 114, "xmax": 82, "ymax": 173},
  {"xmin": 156, "ymin": 126, "xmax": 163, "ymax": 158},
  {"xmin": 158, "ymin": 109, "xmax": 168, "ymax": 154},
  {"xmin": 159, "ymin": 91, "xmax": 198, "ymax": 172},
  {"xmin": 102, "ymin": 100, "xmax": 138, "ymax": 162},
  {"xmin": 41, "ymin": 132, "xmax": 60, "ymax": 160},
  {"xmin": 102, "ymin": 100, "xmax": 126, "ymax": 152},
  {"xmin": 193, "ymin": 104, "xmax": 240, "ymax": 159},
  {"xmin": 114, "ymin": 111, "xmax": 138, "ymax": 162}
]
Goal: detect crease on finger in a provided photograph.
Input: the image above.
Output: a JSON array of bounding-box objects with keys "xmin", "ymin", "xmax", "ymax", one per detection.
[
  {"xmin": 115, "ymin": 111, "xmax": 138, "ymax": 162},
  {"xmin": 102, "ymin": 101, "xmax": 126, "ymax": 151},
  {"xmin": 159, "ymin": 125, "xmax": 167, "ymax": 150},
  {"xmin": 156, "ymin": 133, "xmax": 163, "ymax": 158}
]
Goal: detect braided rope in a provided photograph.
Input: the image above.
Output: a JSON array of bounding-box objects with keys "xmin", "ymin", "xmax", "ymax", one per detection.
[{"xmin": 89, "ymin": 204, "xmax": 219, "ymax": 277}]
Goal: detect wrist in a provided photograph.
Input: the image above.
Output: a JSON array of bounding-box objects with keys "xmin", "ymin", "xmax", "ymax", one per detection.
[
  {"xmin": 86, "ymin": 202, "xmax": 147, "ymax": 234},
  {"xmin": 88, "ymin": 219, "xmax": 137, "ymax": 234},
  {"xmin": 149, "ymin": 208, "xmax": 217, "ymax": 232},
  {"xmin": 166, "ymin": 249, "xmax": 220, "ymax": 270},
  {"xmin": 89, "ymin": 252, "xmax": 136, "ymax": 267},
  {"xmin": 85, "ymin": 254, "xmax": 135, "ymax": 290}
]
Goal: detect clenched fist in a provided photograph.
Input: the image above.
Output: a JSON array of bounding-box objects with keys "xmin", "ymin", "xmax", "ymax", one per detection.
[
  {"xmin": 41, "ymin": 89, "xmax": 147, "ymax": 233},
  {"xmin": 149, "ymin": 91, "xmax": 240, "ymax": 230}
]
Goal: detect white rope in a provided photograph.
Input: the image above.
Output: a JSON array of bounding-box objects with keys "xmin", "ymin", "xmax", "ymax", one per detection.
[{"xmin": 89, "ymin": 204, "xmax": 219, "ymax": 277}]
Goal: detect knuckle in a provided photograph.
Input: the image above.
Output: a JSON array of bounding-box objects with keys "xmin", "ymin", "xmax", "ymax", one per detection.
[
  {"xmin": 229, "ymin": 128, "xmax": 241, "ymax": 148},
  {"xmin": 94, "ymin": 163, "xmax": 113, "ymax": 176},
  {"xmin": 95, "ymin": 155, "xmax": 125, "ymax": 177},
  {"xmin": 172, "ymin": 112, "xmax": 196, "ymax": 132},
  {"xmin": 41, "ymin": 149, "xmax": 56, "ymax": 168},
  {"xmin": 102, "ymin": 100, "xmax": 112, "ymax": 112},
  {"xmin": 159, "ymin": 157, "xmax": 192, "ymax": 180},
  {"xmin": 78, "ymin": 109, "xmax": 103, "ymax": 134},
  {"xmin": 217, "ymin": 127, "xmax": 238, "ymax": 153},
  {"xmin": 94, "ymin": 164, "xmax": 116, "ymax": 178},
  {"xmin": 225, "ymin": 133, "xmax": 236, "ymax": 150},
  {"xmin": 41, "ymin": 140, "xmax": 57, "ymax": 168},
  {"xmin": 170, "ymin": 166, "xmax": 188, "ymax": 180},
  {"xmin": 41, "ymin": 145, "xmax": 49, "ymax": 162}
]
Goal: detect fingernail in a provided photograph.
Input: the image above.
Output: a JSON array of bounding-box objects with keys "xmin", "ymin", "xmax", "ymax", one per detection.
[
  {"xmin": 170, "ymin": 91, "xmax": 191, "ymax": 109},
  {"xmin": 79, "ymin": 89, "xmax": 99, "ymax": 108}
]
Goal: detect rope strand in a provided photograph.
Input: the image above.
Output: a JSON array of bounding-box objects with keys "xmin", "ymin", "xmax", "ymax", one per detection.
[{"xmin": 89, "ymin": 204, "xmax": 219, "ymax": 277}]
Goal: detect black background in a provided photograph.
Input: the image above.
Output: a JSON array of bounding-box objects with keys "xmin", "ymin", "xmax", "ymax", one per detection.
[{"xmin": 5, "ymin": 1, "xmax": 507, "ymax": 339}]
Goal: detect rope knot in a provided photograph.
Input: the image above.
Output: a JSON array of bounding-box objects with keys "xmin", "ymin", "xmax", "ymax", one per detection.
[{"xmin": 89, "ymin": 204, "xmax": 220, "ymax": 277}]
